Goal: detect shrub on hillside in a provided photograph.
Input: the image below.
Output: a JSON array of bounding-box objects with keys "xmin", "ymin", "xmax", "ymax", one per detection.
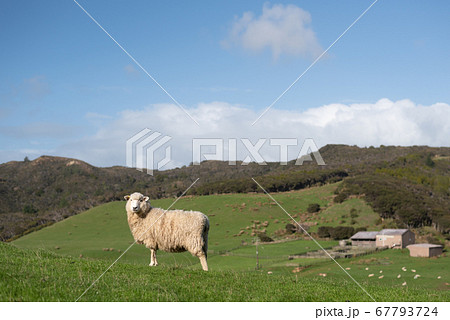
[
  {"xmin": 317, "ymin": 226, "xmax": 355, "ymax": 240},
  {"xmin": 329, "ymin": 226, "xmax": 355, "ymax": 240},
  {"xmin": 334, "ymin": 193, "xmax": 347, "ymax": 203},
  {"xmin": 307, "ymin": 203, "xmax": 321, "ymax": 213},
  {"xmin": 425, "ymin": 154, "xmax": 435, "ymax": 167},
  {"xmin": 23, "ymin": 204, "xmax": 38, "ymax": 214},
  {"xmin": 257, "ymin": 232, "xmax": 274, "ymax": 242},
  {"xmin": 317, "ymin": 226, "xmax": 332, "ymax": 238},
  {"xmin": 285, "ymin": 223, "xmax": 297, "ymax": 234}
]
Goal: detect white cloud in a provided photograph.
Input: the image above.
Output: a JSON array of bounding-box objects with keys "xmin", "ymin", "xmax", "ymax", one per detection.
[
  {"xmin": 49, "ymin": 98, "xmax": 450, "ymax": 168},
  {"xmin": 223, "ymin": 3, "xmax": 323, "ymax": 59}
]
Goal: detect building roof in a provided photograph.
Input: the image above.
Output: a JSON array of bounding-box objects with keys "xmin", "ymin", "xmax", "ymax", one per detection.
[
  {"xmin": 351, "ymin": 229, "xmax": 414, "ymax": 240},
  {"xmin": 407, "ymin": 243, "xmax": 443, "ymax": 248},
  {"xmin": 351, "ymin": 231, "xmax": 379, "ymax": 240},
  {"xmin": 378, "ymin": 229, "xmax": 410, "ymax": 235}
]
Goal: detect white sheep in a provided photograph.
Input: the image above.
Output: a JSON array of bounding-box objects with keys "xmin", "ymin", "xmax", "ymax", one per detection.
[{"xmin": 124, "ymin": 192, "xmax": 209, "ymax": 271}]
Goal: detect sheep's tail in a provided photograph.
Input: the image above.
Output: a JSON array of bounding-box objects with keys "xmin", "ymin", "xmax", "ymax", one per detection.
[{"xmin": 202, "ymin": 219, "xmax": 209, "ymax": 259}]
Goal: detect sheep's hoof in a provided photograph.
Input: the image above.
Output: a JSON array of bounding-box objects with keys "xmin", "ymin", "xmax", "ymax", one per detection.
[{"xmin": 149, "ymin": 262, "xmax": 159, "ymax": 267}]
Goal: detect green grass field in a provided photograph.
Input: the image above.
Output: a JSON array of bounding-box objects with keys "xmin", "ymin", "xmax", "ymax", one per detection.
[
  {"xmin": 5, "ymin": 183, "xmax": 450, "ymax": 301},
  {"xmin": 1, "ymin": 242, "xmax": 448, "ymax": 302},
  {"xmin": 11, "ymin": 183, "xmax": 367, "ymax": 269}
]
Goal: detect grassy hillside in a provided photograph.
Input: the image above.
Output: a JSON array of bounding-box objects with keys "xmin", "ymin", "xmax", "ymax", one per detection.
[
  {"xmin": 335, "ymin": 152, "xmax": 450, "ymax": 233},
  {"xmin": 1, "ymin": 242, "xmax": 448, "ymax": 302},
  {"xmin": 13, "ymin": 183, "xmax": 370, "ymax": 269},
  {"xmin": 9, "ymin": 185, "xmax": 450, "ymax": 301},
  {"xmin": 2, "ymin": 145, "xmax": 449, "ymax": 241}
]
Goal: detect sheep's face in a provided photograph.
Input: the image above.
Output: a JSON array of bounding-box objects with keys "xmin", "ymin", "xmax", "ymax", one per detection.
[{"xmin": 124, "ymin": 192, "xmax": 150, "ymax": 214}]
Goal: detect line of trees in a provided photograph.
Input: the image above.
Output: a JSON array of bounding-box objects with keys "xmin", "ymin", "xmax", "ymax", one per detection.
[{"xmin": 190, "ymin": 169, "xmax": 348, "ymax": 195}]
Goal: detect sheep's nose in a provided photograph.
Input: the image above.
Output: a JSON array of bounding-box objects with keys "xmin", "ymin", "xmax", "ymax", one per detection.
[{"xmin": 133, "ymin": 206, "xmax": 138, "ymax": 211}]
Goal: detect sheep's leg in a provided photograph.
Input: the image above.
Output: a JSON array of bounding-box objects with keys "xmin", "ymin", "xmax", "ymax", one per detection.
[
  {"xmin": 153, "ymin": 249, "xmax": 158, "ymax": 266},
  {"xmin": 149, "ymin": 249, "xmax": 158, "ymax": 266},
  {"xmin": 199, "ymin": 254, "xmax": 208, "ymax": 271}
]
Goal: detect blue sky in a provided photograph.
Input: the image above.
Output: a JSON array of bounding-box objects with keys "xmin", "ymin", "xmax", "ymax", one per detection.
[{"xmin": 0, "ymin": 0, "xmax": 449, "ymax": 167}]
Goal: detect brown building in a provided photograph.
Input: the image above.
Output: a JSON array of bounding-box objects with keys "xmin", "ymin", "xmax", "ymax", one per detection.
[
  {"xmin": 350, "ymin": 231, "xmax": 378, "ymax": 247},
  {"xmin": 376, "ymin": 229, "xmax": 415, "ymax": 249},
  {"xmin": 407, "ymin": 243, "xmax": 443, "ymax": 257}
]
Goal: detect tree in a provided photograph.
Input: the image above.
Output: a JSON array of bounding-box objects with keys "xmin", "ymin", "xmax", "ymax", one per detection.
[
  {"xmin": 307, "ymin": 203, "xmax": 321, "ymax": 213},
  {"xmin": 329, "ymin": 226, "xmax": 355, "ymax": 240},
  {"xmin": 257, "ymin": 232, "xmax": 274, "ymax": 242},
  {"xmin": 23, "ymin": 204, "xmax": 38, "ymax": 214},
  {"xmin": 425, "ymin": 154, "xmax": 435, "ymax": 167},
  {"xmin": 334, "ymin": 193, "xmax": 347, "ymax": 203},
  {"xmin": 317, "ymin": 226, "xmax": 332, "ymax": 238},
  {"xmin": 285, "ymin": 223, "xmax": 297, "ymax": 234}
]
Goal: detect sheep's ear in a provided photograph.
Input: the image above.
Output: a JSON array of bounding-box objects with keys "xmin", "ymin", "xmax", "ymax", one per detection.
[
  {"xmin": 143, "ymin": 196, "xmax": 150, "ymax": 202},
  {"xmin": 124, "ymin": 195, "xmax": 130, "ymax": 201}
]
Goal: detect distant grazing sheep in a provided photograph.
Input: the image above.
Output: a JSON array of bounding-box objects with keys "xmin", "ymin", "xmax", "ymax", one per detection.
[{"xmin": 124, "ymin": 192, "xmax": 209, "ymax": 271}]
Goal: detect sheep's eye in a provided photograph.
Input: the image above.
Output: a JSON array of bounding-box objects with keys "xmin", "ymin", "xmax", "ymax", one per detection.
[{"xmin": 139, "ymin": 199, "xmax": 143, "ymax": 202}]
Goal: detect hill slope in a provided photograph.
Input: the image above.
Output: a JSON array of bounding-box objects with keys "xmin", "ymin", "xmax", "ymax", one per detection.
[
  {"xmin": 1, "ymin": 145, "xmax": 449, "ymax": 240},
  {"xmin": 8, "ymin": 187, "xmax": 450, "ymax": 301},
  {"xmin": 12, "ymin": 187, "xmax": 449, "ymax": 293},
  {"xmin": 13, "ymin": 184, "xmax": 349, "ymax": 267}
]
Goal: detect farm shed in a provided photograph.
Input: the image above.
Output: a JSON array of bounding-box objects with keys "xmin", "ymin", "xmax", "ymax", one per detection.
[
  {"xmin": 376, "ymin": 229, "xmax": 415, "ymax": 249},
  {"xmin": 350, "ymin": 231, "xmax": 378, "ymax": 247},
  {"xmin": 407, "ymin": 243, "xmax": 443, "ymax": 257}
]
